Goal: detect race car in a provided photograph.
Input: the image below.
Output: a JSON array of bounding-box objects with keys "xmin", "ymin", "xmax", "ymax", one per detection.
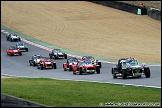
[
  {"xmin": 72, "ymin": 59, "xmax": 100, "ymax": 75},
  {"xmin": 16, "ymin": 42, "xmax": 28, "ymax": 52},
  {"xmin": 63, "ymin": 57, "xmax": 78, "ymax": 71},
  {"xmin": 6, "ymin": 33, "xmax": 21, "ymax": 42},
  {"xmin": 111, "ymin": 57, "xmax": 151, "ymax": 79},
  {"xmin": 6, "ymin": 46, "xmax": 22, "ymax": 56},
  {"xmin": 49, "ymin": 49, "xmax": 67, "ymax": 59},
  {"xmin": 82, "ymin": 56, "xmax": 102, "ymax": 68},
  {"xmin": 29, "ymin": 55, "xmax": 43, "ymax": 66},
  {"xmin": 37, "ymin": 57, "xmax": 57, "ymax": 70}
]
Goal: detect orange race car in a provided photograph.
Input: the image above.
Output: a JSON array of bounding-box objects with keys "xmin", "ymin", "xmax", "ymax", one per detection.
[
  {"xmin": 37, "ymin": 57, "xmax": 57, "ymax": 70},
  {"xmin": 63, "ymin": 57, "xmax": 78, "ymax": 71},
  {"xmin": 6, "ymin": 46, "xmax": 22, "ymax": 56},
  {"xmin": 72, "ymin": 59, "xmax": 100, "ymax": 75}
]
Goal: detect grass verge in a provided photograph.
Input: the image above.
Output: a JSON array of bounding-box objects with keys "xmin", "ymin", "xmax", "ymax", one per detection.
[{"xmin": 1, "ymin": 78, "xmax": 161, "ymax": 107}]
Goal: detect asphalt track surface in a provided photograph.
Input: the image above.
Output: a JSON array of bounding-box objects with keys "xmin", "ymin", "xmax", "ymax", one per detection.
[{"xmin": 1, "ymin": 32, "xmax": 161, "ymax": 88}]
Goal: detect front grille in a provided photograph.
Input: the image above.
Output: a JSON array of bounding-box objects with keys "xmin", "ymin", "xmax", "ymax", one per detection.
[
  {"xmin": 133, "ymin": 69, "xmax": 142, "ymax": 73},
  {"xmin": 46, "ymin": 64, "xmax": 52, "ymax": 66},
  {"xmin": 58, "ymin": 55, "xmax": 64, "ymax": 57},
  {"xmin": 87, "ymin": 67, "xmax": 95, "ymax": 70}
]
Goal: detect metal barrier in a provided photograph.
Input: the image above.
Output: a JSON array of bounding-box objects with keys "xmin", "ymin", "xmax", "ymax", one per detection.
[{"xmin": 1, "ymin": 93, "xmax": 49, "ymax": 107}]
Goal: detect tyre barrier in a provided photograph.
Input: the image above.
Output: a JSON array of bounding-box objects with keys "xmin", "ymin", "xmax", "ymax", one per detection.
[
  {"xmin": 88, "ymin": 1, "xmax": 160, "ymax": 21},
  {"xmin": 147, "ymin": 8, "xmax": 161, "ymax": 21},
  {"xmin": 89, "ymin": 1, "xmax": 147, "ymax": 15}
]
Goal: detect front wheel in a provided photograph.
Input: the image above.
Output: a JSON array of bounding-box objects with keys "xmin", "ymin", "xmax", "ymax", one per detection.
[
  {"xmin": 26, "ymin": 48, "xmax": 28, "ymax": 52},
  {"xmin": 40, "ymin": 65, "xmax": 43, "ymax": 70},
  {"xmin": 64, "ymin": 54, "xmax": 67, "ymax": 59},
  {"xmin": 96, "ymin": 67, "xmax": 100, "ymax": 74},
  {"xmin": 144, "ymin": 68, "xmax": 150, "ymax": 78},
  {"xmin": 79, "ymin": 67, "xmax": 82, "ymax": 75},
  {"xmin": 122, "ymin": 70, "xmax": 127, "ymax": 79},
  {"xmin": 53, "ymin": 63, "xmax": 57, "ymax": 69},
  {"xmin": 19, "ymin": 52, "xmax": 22, "ymax": 56}
]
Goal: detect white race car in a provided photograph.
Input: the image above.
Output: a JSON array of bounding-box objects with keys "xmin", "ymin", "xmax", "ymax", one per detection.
[
  {"xmin": 16, "ymin": 42, "xmax": 28, "ymax": 52},
  {"xmin": 6, "ymin": 33, "xmax": 21, "ymax": 42}
]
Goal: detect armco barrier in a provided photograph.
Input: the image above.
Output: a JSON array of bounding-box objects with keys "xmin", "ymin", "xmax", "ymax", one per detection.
[
  {"xmin": 1, "ymin": 93, "xmax": 49, "ymax": 107},
  {"xmin": 89, "ymin": 1, "xmax": 147, "ymax": 15}
]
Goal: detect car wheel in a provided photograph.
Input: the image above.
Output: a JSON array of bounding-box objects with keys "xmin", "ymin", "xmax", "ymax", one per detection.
[
  {"xmin": 26, "ymin": 48, "xmax": 28, "ymax": 52},
  {"xmin": 40, "ymin": 65, "xmax": 43, "ymax": 70},
  {"xmin": 112, "ymin": 68, "xmax": 117, "ymax": 78},
  {"xmin": 96, "ymin": 67, "xmax": 100, "ymax": 74},
  {"xmin": 53, "ymin": 63, "xmax": 57, "ymax": 69},
  {"xmin": 122, "ymin": 70, "xmax": 127, "ymax": 79},
  {"xmin": 79, "ymin": 67, "xmax": 82, "ymax": 75},
  {"xmin": 98, "ymin": 62, "xmax": 102, "ymax": 68},
  {"xmin": 19, "ymin": 52, "xmax": 22, "ymax": 56},
  {"xmin": 69, "ymin": 65, "xmax": 73, "ymax": 71},
  {"xmin": 64, "ymin": 54, "xmax": 67, "ymax": 59},
  {"xmin": 144, "ymin": 68, "xmax": 150, "ymax": 78}
]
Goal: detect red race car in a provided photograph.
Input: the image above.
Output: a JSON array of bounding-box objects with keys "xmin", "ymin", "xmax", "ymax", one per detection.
[
  {"xmin": 6, "ymin": 46, "xmax": 22, "ymax": 56},
  {"xmin": 72, "ymin": 59, "xmax": 100, "ymax": 75},
  {"xmin": 63, "ymin": 57, "xmax": 78, "ymax": 71},
  {"xmin": 37, "ymin": 57, "xmax": 57, "ymax": 70}
]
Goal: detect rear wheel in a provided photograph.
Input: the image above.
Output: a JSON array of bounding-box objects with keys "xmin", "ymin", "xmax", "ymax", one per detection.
[{"xmin": 98, "ymin": 62, "xmax": 102, "ymax": 68}]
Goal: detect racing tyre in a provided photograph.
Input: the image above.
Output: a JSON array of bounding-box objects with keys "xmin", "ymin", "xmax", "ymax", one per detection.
[
  {"xmin": 98, "ymin": 62, "xmax": 102, "ymax": 68},
  {"xmin": 33, "ymin": 61, "xmax": 36, "ymax": 67},
  {"xmin": 112, "ymin": 68, "xmax": 117, "ymax": 78},
  {"xmin": 40, "ymin": 65, "xmax": 43, "ymax": 70},
  {"xmin": 79, "ymin": 67, "xmax": 82, "ymax": 75},
  {"xmin": 26, "ymin": 48, "xmax": 28, "ymax": 52},
  {"xmin": 18, "ymin": 38, "xmax": 21, "ymax": 41},
  {"xmin": 49, "ymin": 54, "xmax": 52, "ymax": 59},
  {"xmin": 69, "ymin": 65, "xmax": 73, "ymax": 71},
  {"xmin": 64, "ymin": 54, "xmax": 67, "ymax": 59},
  {"xmin": 96, "ymin": 67, "xmax": 100, "ymax": 74},
  {"xmin": 53, "ymin": 56, "xmax": 56, "ymax": 60},
  {"xmin": 9, "ymin": 53, "xmax": 12, "ymax": 56},
  {"xmin": 19, "ymin": 52, "xmax": 22, "ymax": 56},
  {"xmin": 10, "ymin": 39, "xmax": 12, "ymax": 42},
  {"xmin": 144, "ymin": 68, "xmax": 150, "ymax": 78},
  {"xmin": 53, "ymin": 63, "xmax": 57, "ymax": 69},
  {"xmin": 37, "ymin": 65, "xmax": 40, "ymax": 69},
  {"xmin": 122, "ymin": 70, "xmax": 127, "ymax": 79}
]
